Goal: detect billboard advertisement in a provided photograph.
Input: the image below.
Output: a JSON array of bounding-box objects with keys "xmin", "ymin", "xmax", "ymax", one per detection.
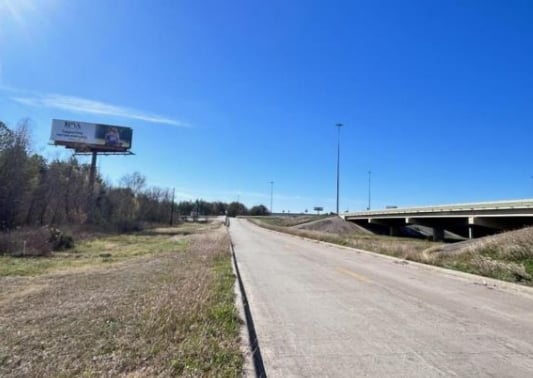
[{"xmin": 51, "ymin": 119, "xmax": 133, "ymax": 152}]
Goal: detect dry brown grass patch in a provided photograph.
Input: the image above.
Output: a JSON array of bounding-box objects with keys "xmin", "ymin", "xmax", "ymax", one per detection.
[{"xmin": 0, "ymin": 223, "xmax": 243, "ymax": 377}]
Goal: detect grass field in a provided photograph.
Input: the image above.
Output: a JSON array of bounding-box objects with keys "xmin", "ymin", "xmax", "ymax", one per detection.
[
  {"xmin": 0, "ymin": 221, "xmax": 243, "ymax": 377},
  {"xmin": 250, "ymin": 216, "xmax": 533, "ymax": 286}
]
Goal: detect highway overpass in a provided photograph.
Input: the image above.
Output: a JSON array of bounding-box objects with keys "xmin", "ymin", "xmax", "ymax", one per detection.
[{"xmin": 342, "ymin": 199, "xmax": 533, "ymax": 241}]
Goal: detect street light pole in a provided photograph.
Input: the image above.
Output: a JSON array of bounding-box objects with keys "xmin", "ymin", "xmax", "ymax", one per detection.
[
  {"xmin": 367, "ymin": 170, "xmax": 372, "ymax": 211},
  {"xmin": 336, "ymin": 123, "xmax": 343, "ymax": 215},
  {"xmin": 269, "ymin": 181, "xmax": 274, "ymax": 214}
]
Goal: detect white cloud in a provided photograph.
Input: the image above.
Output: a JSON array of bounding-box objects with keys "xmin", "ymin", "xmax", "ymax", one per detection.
[{"xmin": 11, "ymin": 93, "xmax": 188, "ymax": 127}]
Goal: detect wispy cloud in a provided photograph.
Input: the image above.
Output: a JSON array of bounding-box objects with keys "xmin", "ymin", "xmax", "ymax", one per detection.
[
  {"xmin": 10, "ymin": 93, "xmax": 188, "ymax": 127},
  {"xmin": 169, "ymin": 187, "xmax": 317, "ymax": 203}
]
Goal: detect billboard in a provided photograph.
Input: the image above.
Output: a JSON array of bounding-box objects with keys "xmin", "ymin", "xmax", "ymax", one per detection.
[{"xmin": 51, "ymin": 119, "xmax": 133, "ymax": 152}]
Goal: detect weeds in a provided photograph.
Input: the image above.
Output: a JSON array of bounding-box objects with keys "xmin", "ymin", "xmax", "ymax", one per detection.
[
  {"xmin": 424, "ymin": 227, "xmax": 533, "ymax": 285},
  {"xmin": 0, "ymin": 222, "xmax": 243, "ymax": 377}
]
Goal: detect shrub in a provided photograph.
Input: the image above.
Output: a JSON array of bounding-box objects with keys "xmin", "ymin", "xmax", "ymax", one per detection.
[
  {"xmin": 0, "ymin": 227, "xmax": 53, "ymax": 257},
  {"xmin": 0, "ymin": 231, "xmax": 16, "ymax": 255},
  {"xmin": 115, "ymin": 220, "xmax": 143, "ymax": 233},
  {"xmin": 49, "ymin": 227, "xmax": 75, "ymax": 251}
]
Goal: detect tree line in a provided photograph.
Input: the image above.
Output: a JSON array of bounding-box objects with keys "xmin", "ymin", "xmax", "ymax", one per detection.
[{"xmin": 0, "ymin": 120, "xmax": 269, "ymax": 234}]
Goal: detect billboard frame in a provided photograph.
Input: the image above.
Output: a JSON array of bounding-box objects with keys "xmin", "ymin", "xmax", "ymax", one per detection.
[
  {"xmin": 50, "ymin": 119, "xmax": 134, "ymax": 153},
  {"xmin": 50, "ymin": 119, "xmax": 135, "ymax": 222}
]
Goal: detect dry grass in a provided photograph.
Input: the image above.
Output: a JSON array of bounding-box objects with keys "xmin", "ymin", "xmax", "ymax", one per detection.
[
  {"xmin": 420, "ymin": 227, "xmax": 533, "ymax": 285},
  {"xmin": 294, "ymin": 217, "xmax": 374, "ymax": 236},
  {"xmin": 251, "ymin": 217, "xmax": 533, "ymax": 286},
  {"xmin": 0, "ymin": 222, "xmax": 243, "ymax": 377},
  {"xmin": 249, "ymin": 218, "xmax": 436, "ymax": 258},
  {"xmin": 250, "ymin": 215, "xmax": 326, "ymax": 227}
]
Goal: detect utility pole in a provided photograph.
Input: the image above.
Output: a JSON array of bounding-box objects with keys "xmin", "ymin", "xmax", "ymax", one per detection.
[
  {"xmin": 269, "ymin": 181, "xmax": 274, "ymax": 214},
  {"xmin": 336, "ymin": 123, "xmax": 343, "ymax": 215}
]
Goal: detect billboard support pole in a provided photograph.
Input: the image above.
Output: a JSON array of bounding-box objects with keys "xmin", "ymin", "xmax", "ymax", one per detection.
[
  {"xmin": 88, "ymin": 151, "xmax": 97, "ymax": 223},
  {"xmin": 50, "ymin": 119, "xmax": 135, "ymax": 223},
  {"xmin": 169, "ymin": 187, "xmax": 175, "ymax": 226}
]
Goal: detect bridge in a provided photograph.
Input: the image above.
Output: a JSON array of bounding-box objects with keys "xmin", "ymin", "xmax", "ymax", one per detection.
[{"xmin": 342, "ymin": 199, "xmax": 533, "ymax": 241}]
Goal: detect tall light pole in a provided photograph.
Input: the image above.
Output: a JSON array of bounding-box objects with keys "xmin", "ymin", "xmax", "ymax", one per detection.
[
  {"xmin": 367, "ymin": 170, "xmax": 372, "ymax": 211},
  {"xmin": 269, "ymin": 181, "xmax": 274, "ymax": 214},
  {"xmin": 336, "ymin": 123, "xmax": 343, "ymax": 215}
]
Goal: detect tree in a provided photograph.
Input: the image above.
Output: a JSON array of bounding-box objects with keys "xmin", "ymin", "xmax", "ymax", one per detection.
[
  {"xmin": 211, "ymin": 201, "xmax": 227, "ymax": 215},
  {"xmin": 249, "ymin": 204, "xmax": 269, "ymax": 216},
  {"xmin": 176, "ymin": 201, "xmax": 195, "ymax": 216},
  {"xmin": 120, "ymin": 172, "xmax": 146, "ymax": 195},
  {"xmin": 137, "ymin": 186, "xmax": 172, "ymax": 222},
  {"xmin": 227, "ymin": 202, "xmax": 248, "ymax": 217},
  {"xmin": 0, "ymin": 120, "xmax": 35, "ymax": 229},
  {"xmin": 195, "ymin": 199, "xmax": 212, "ymax": 216},
  {"xmin": 99, "ymin": 187, "xmax": 138, "ymax": 231}
]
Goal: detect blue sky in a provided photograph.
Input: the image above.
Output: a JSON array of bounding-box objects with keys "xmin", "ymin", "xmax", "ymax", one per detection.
[{"xmin": 1, "ymin": 0, "xmax": 532, "ymax": 213}]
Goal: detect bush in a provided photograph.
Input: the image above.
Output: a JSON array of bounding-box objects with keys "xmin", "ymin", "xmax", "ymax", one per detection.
[
  {"xmin": 49, "ymin": 227, "xmax": 75, "ymax": 251},
  {"xmin": 115, "ymin": 220, "xmax": 144, "ymax": 233},
  {"xmin": 0, "ymin": 227, "xmax": 52, "ymax": 257},
  {"xmin": 249, "ymin": 205, "xmax": 269, "ymax": 216},
  {"xmin": 0, "ymin": 232, "xmax": 16, "ymax": 255}
]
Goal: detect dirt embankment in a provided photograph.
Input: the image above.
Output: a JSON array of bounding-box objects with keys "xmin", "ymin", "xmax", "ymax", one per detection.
[{"xmin": 293, "ymin": 216, "xmax": 372, "ymax": 235}]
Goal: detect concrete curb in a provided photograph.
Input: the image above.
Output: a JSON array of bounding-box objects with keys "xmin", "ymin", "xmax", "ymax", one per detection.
[
  {"xmin": 230, "ymin": 245, "xmax": 255, "ymax": 377},
  {"xmin": 228, "ymin": 230, "xmax": 267, "ymax": 377},
  {"xmin": 252, "ymin": 221, "xmax": 533, "ymax": 299}
]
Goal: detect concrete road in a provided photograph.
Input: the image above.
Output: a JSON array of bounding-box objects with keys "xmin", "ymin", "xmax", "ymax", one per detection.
[{"xmin": 229, "ymin": 218, "xmax": 533, "ymax": 377}]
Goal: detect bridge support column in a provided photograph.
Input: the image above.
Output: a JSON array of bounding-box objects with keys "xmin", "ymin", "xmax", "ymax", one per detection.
[
  {"xmin": 389, "ymin": 226, "xmax": 401, "ymax": 236},
  {"xmin": 433, "ymin": 228, "xmax": 445, "ymax": 242},
  {"xmin": 468, "ymin": 226, "xmax": 474, "ymax": 239}
]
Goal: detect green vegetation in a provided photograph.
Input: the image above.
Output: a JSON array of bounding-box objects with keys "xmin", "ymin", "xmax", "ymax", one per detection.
[
  {"xmin": 169, "ymin": 253, "xmax": 243, "ymax": 375},
  {"xmin": 0, "ymin": 222, "xmax": 243, "ymax": 376}
]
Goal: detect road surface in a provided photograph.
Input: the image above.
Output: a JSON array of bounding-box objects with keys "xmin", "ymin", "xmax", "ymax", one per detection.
[{"xmin": 229, "ymin": 218, "xmax": 533, "ymax": 377}]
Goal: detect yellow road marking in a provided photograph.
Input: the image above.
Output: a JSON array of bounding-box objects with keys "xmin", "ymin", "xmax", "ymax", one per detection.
[{"xmin": 337, "ymin": 267, "xmax": 371, "ymax": 283}]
